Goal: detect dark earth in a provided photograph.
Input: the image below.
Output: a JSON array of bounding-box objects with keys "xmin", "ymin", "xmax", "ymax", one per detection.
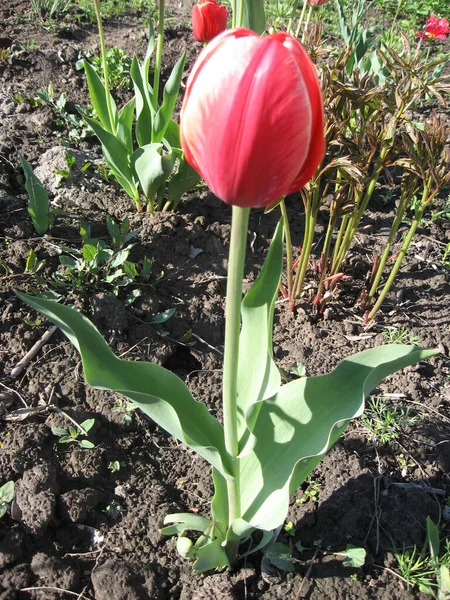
[{"xmin": 1, "ymin": 1, "xmax": 450, "ymax": 599}]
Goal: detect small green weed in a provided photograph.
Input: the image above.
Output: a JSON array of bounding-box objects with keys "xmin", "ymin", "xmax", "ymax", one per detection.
[
  {"xmin": 0, "ymin": 481, "xmax": 15, "ymax": 518},
  {"xmin": 113, "ymin": 398, "xmax": 136, "ymax": 425},
  {"xmin": 393, "ymin": 517, "xmax": 450, "ymax": 598},
  {"xmin": 52, "ymin": 418, "xmax": 96, "ymax": 449},
  {"xmin": 53, "ymin": 217, "xmax": 150, "ymax": 304},
  {"xmin": 108, "ymin": 460, "xmax": 125, "ymax": 473},
  {"xmin": 383, "ymin": 326, "xmax": 421, "ymax": 346},
  {"xmin": 297, "ymin": 477, "xmax": 321, "ymax": 504},
  {"xmin": 361, "ymin": 397, "xmax": 419, "ymax": 444},
  {"xmin": 36, "ymin": 83, "xmax": 92, "ymax": 144}
]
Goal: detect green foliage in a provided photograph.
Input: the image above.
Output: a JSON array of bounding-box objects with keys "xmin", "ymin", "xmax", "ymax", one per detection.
[
  {"xmin": 36, "ymin": 83, "xmax": 92, "ymax": 144},
  {"xmin": 296, "ymin": 476, "xmax": 321, "ymax": 504},
  {"xmin": 17, "ymin": 222, "xmax": 436, "ymax": 572},
  {"xmin": 76, "ymin": 47, "xmax": 132, "ymax": 90},
  {"xmin": 383, "ymin": 326, "xmax": 421, "ymax": 346},
  {"xmin": 0, "ymin": 481, "xmax": 15, "ymax": 519},
  {"xmin": 361, "ymin": 396, "xmax": 419, "ymax": 444},
  {"xmin": 52, "ymin": 418, "xmax": 96, "ymax": 448},
  {"xmin": 53, "ymin": 217, "xmax": 148, "ymax": 304},
  {"xmin": 31, "ymin": 0, "xmax": 72, "ymax": 21},
  {"xmin": 75, "ymin": 0, "xmax": 153, "ymax": 20},
  {"xmin": 394, "ymin": 518, "xmax": 450, "ymax": 598},
  {"xmin": 20, "ymin": 158, "xmax": 51, "ymax": 235},
  {"xmin": 83, "ymin": 20, "xmax": 200, "ymax": 211},
  {"xmin": 108, "ymin": 460, "xmax": 125, "ymax": 472}
]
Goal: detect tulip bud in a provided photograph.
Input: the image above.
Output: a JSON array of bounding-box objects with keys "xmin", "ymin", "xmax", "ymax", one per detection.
[
  {"xmin": 192, "ymin": 0, "xmax": 228, "ymax": 43},
  {"xmin": 180, "ymin": 28, "xmax": 325, "ymax": 208},
  {"xmin": 307, "ymin": 0, "xmax": 331, "ymax": 5}
]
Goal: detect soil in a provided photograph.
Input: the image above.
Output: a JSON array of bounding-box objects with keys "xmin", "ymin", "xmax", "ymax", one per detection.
[{"xmin": 0, "ymin": 2, "xmax": 450, "ymax": 599}]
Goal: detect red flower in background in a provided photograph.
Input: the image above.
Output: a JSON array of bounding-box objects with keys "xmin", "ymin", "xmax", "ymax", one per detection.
[
  {"xmin": 307, "ymin": 0, "xmax": 331, "ymax": 5},
  {"xmin": 180, "ymin": 28, "xmax": 325, "ymax": 208},
  {"xmin": 192, "ymin": 0, "xmax": 228, "ymax": 43},
  {"xmin": 415, "ymin": 15, "xmax": 450, "ymax": 40}
]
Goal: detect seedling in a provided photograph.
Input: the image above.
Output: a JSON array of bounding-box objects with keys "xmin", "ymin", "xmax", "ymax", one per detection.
[
  {"xmin": 108, "ymin": 460, "xmax": 125, "ymax": 473},
  {"xmin": 52, "ymin": 418, "xmax": 96, "ymax": 449},
  {"xmin": 0, "ymin": 481, "xmax": 15, "ymax": 518},
  {"xmin": 113, "ymin": 398, "xmax": 136, "ymax": 426},
  {"xmin": 297, "ymin": 476, "xmax": 321, "ymax": 504}
]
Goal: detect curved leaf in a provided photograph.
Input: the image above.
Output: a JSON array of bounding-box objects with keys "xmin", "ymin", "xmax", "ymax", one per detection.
[
  {"xmin": 238, "ymin": 344, "xmax": 438, "ymax": 530},
  {"xmin": 16, "ymin": 293, "xmax": 232, "ymax": 477}
]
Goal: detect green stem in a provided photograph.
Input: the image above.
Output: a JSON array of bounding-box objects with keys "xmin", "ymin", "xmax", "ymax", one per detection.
[
  {"xmin": 231, "ymin": 0, "xmax": 236, "ymax": 27},
  {"xmin": 301, "ymin": 4, "xmax": 313, "ymax": 44},
  {"xmin": 292, "ymin": 203, "xmax": 316, "ymax": 298},
  {"xmin": 368, "ymin": 199, "xmax": 408, "ymax": 299},
  {"xmin": 237, "ymin": 0, "xmax": 245, "ymax": 28},
  {"xmin": 389, "ymin": 0, "xmax": 403, "ymax": 39},
  {"xmin": 280, "ymin": 199, "xmax": 293, "ymax": 307},
  {"xmin": 366, "ymin": 212, "xmax": 422, "ymax": 322},
  {"xmin": 94, "ymin": 0, "xmax": 115, "ymax": 135},
  {"xmin": 223, "ymin": 206, "xmax": 250, "ymax": 530},
  {"xmin": 295, "ymin": 0, "xmax": 308, "ymax": 38},
  {"xmin": 152, "ymin": 0, "xmax": 165, "ymax": 110}
]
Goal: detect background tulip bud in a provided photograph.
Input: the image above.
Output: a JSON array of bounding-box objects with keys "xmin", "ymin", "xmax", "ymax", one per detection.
[
  {"xmin": 307, "ymin": 0, "xmax": 331, "ymax": 5},
  {"xmin": 180, "ymin": 28, "xmax": 325, "ymax": 208},
  {"xmin": 192, "ymin": 0, "xmax": 228, "ymax": 43}
]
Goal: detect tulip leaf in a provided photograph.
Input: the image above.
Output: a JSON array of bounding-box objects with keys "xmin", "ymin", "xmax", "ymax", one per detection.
[
  {"xmin": 131, "ymin": 55, "xmax": 154, "ymax": 147},
  {"xmin": 84, "ymin": 116, "xmax": 139, "ymax": 200},
  {"xmin": 153, "ymin": 52, "xmax": 186, "ymax": 143},
  {"xmin": 242, "ymin": 0, "xmax": 266, "ymax": 35},
  {"xmin": 16, "ymin": 293, "xmax": 232, "ymax": 478},
  {"xmin": 132, "ymin": 143, "xmax": 176, "ymax": 205},
  {"xmin": 238, "ymin": 344, "xmax": 438, "ymax": 531},
  {"xmin": 21, "ymin": 158, "xmax": 50, "ymax": 235},
  {"xmin": 236, "ymin": 220, "xmax": 283, "ymax": 450},
  {"xmin": 167, "ymin": 155, "xmax": 201, "ymax": 210},
  {"xmin": 83, "ymin": 60, "xmax": 118, "ymax": 134},
  {"xmin": 117, "ymin": 97, "xmax": 136, "ymax": 154}
]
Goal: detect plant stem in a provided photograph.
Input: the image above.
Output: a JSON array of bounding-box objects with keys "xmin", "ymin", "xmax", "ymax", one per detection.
[
  {"xmin": 94, "ymin": 0, "xmax": 115, "ymax": 135},
  {"xmin": 223, "ymin": 206, "xmax": 250, "ymax": 532},
  {"xmin": 279, "ymin": 199, "xmax": 293, "ymax": 309},
  {"xmin": 152, "ymin": 0, "xmax": 165, "ymax": 109},
  {"xmin": 295, "ymin": 0, "xmax": 308, "ymax": 38},
  {"xmin": 301, "ymin": 4, "xmax": 313, "ymax": 44},
  {"xmin": 366, "ymin": 209, "xmax": 423, "ymax": 322}
]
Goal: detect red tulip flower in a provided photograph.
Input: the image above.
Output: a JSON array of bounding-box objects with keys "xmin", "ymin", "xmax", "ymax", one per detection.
[
  {"xmin": 180, "ymin": 28, "xmax": 325, "ymax": 208},
  {"xmin": 307, "ymin": 0, "xmax": 331, "ymax": 5},
  {"xmin": 192, "ymin": 0, "xmax": 228, "ymax": 43},
  {"xmin": 415, "ymin": 15, "xmax": 450, "ymax": 40}
]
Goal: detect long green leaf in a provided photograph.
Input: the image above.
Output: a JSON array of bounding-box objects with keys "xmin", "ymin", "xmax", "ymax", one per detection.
[
  {"xmin": 117, "ymin": 97, "xmax": 136, "ymax": 154},
  {"xmin": 85, "ymin": 116, "xmax": 139, "ymax": 200},
  {"xmin": 131, "ymin": 56, "xmax": 154, "ymax": 147},
  {"xmin": 153, "ymin": 52, "xmax": 186, "ymax": 143},
  {"xmin": 238, "ymin": 345, "xmax": 438, "ymax": 531},
  {"xmin": 242, "ymin": 0, "xmax": 266, "ymax": 35},
  {"xmin": 236, "ymin": 220, "xmax": 283, "ymax": 450},
  {"xmin": 83, "ymin": 60, "xmax": 118, "ymax": 133},
  {"xmin": 16, "ymin": 293, "xmax": 232, "ymax": 477},
  {"xmin": 21, "ymin": 158, "xmax": 50, "ymax": 235}
]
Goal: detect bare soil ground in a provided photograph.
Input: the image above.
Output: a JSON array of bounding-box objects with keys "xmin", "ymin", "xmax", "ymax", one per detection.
[{"xmin": 0, "ymin": 2, "xmax": 449, "ymax": 599}]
